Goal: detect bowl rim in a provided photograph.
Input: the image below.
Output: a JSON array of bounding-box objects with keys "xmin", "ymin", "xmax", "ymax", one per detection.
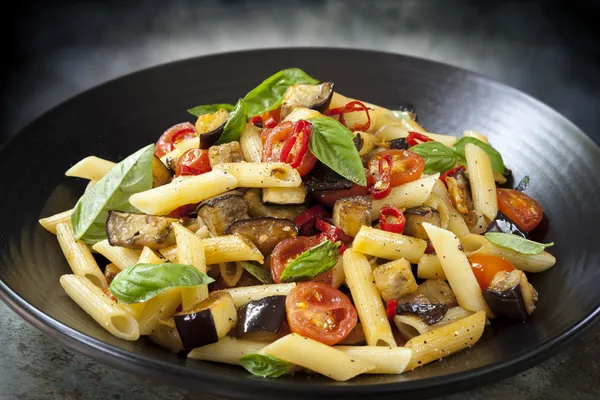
[{"xmin": 1, "ymin": 47, "xmax": 600, "ymax": 398}]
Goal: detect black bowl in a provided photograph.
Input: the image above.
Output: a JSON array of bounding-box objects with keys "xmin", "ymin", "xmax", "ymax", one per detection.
[{"xmin": 1, "ymin": 48, "xmax": 599, "ymax": 399}]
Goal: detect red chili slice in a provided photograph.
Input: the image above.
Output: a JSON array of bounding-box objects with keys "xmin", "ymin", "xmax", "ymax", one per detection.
[
  {"xmin": 325, "ymin": 101, "xmax": 371, "ymax": 131},
  {"xmin": 369, "ymin": 154, "xmax": 393, "ymax": 200},
  {"xmin": 440, "ymin": 165, "xmax": 467, "ymax": 185},
  {"xmin": 406, "ymin": 131, "xmax": 433, "ymax": 147},
  {"xmin": 379, "ymin": 205, "xmax": 406, "ymax": 234}
]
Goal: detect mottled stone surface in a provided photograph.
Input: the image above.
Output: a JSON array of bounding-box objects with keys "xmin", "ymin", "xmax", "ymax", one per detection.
[{"xmin": 1, "ymin": 0, "xmax": 599, "ymax": 399}]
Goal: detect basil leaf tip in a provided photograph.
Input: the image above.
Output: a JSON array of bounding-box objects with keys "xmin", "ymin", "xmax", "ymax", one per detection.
[
  {"xmin": 409, "ymin": 141, "xmax": 457, "ymax": 174},
  {"xmin": 187, "ymin": 103, "xmax": 234, "ymax": 117},
  {"xmin": 279, "ymin": 239, "xmax": 340, "ymax": 283},
  {"xmin": 239, "ymin": 353, "xmax": 292, "ymax": 378},
  {"xmin": 108, "ymin": 263, "xmax": 214, "ymax": 304},
  {"xmin": 215, "ymin": 98, "xmax": 248, "ymax": 145},
  {"xmin": 240, "ymin": 261, "xmax": 273, "ymax": 284},
  {"xmin": 485, "ymin": 232, "xmax": 554, "ymax": 255}
]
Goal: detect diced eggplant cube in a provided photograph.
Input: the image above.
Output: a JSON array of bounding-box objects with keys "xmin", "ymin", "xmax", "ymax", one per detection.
[
  {"xmin": 333, "ymin": 196, "xmax": 371, "ymax": 237},
  {"xmin": 404, "ymin": 206, "xmax": 441, "ymax": 240},
  {"xmin": 208, "ymin": 141, "xmax": 244, "ymax": 167},
  {"xmin": 262, "ymin": 185, "xmax": 307, "ymax": 205},
  {"xmin": 106, "ymin": 211, "xmax": 178, "ymax": 250},
  {"xmin": 373, "ymin": 258, "xmax": 417, "ymax": 302},
  {"xmin": 152, "ymin": 155, "xmax": 173, "ymax": 187},
  {"xmin": 225, "ymin": 217, "xmax": 298, "ymax": 254},
  {"xmin": 483, "ymin": 270, "xmax": 538, "ymax": 320},
  {"xmin": 236, "ymin": 295, "xmax": 287, "ymax": 337},
  {"xmin": 197, "ymin": 191, "xmax": 249, "ymax": 235},
  {"xmin": 280, "ymin": 82, "xmax": 334, "ymax": 119}
]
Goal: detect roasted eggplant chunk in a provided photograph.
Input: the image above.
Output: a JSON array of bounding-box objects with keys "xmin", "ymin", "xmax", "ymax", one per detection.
[
  {"xmin": 208, "ymin": 141, "xmax": 244, "ymax": 167},
  {"xmin": 387, "ymin": 137, "xmax": 408, "ymax": 150},
  {"xmin": 225, "ymin": 217, "xmax": 298, "ymax": 254},
  {"xmin": 244, "ymin": 189, "xmax": 306, "ymax": 220},
  {"xmin": 446, "ymin": 169, "xmax": 474, "ymax": 215},
  {"xmin": 394, "ymin": 279, "xmax": 457, "ymax": 324},
  {"xmin": 484, "ymin": 211, "xmax": 528, "ymax": 239},
  {"xmin": 403, "ymin": 206, "xmax": 441, "ymax": 240},
  {"xmin": 106, "ymin": 211, "xmax": 178, "ymax": 250},
  {"xmin": 483, "ymin": 269, "xmax": 538, "ymax": 320},
  {"xmin": 372, "ymin": 258, "xmax": 417, "ymax": 302},
  {"xmin": 148, "ymin": 323, "xmax": 184, "ymax": 353},
  {"xmin": 196, "ymin": 108, "xmax": 230, "ymax": 149},
  {"xmin": 303, "ymin": 164, "xmax": 352, "ymax": 193},
  {"xmin": 197, "ymin": 191, "xmax": 249, "ymax": 235},
  {"xmin": 280, "ymin": 82, "xmax": 334, "ymax": 118},
  {"xmin": 332, "ymin": 196, "xmax": 371, "ymax": 237},
  {"xmin": 236, "ymin": 295, "xmax": 287, "ymax": 337},
  {"xmin": 152, "ymin": 155, "xmax": 173, "ymax": 187}
]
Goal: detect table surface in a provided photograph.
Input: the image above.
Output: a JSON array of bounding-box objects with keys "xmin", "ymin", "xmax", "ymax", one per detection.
[{"xmin": 1, "ymin": 1, "xmax": 599, "ymax": 399}]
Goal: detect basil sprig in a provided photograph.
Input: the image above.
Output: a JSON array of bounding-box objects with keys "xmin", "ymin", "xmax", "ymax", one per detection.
[
  {"xmin": 187, "ymin": 103, "xmax": 234, "ymax": 117},
  {"xmin": 452, "ymin": 137, "xmax": 506, "ymax": 174},
  {"xmin": 239, "ymin": 353, "xmax": 293, "ymax": 378},
  {"xmin": 109, "ymin": 263, "xmax": 214, "ymax": 304},
  {"xmin": 308, "ymin": 117, "xmax": 367, "ymax": 186},
  {"xmin": 240, "ymin": 261, "xmax": 273, "ymax": 284},
  {"xmin": 279, "ymin": 240, "xmax": 340, "ymax": 283},
  {"xmin": 485, "ymin": 232, "xmax": 554, "ymax": 255},
  {"xmin": 71, "ymin": 144, "xmax": 154, "ymax": 244},
  {"xmin": 215, "ymin": 98, "xmax": 248, "ymax": 144},
  {"xmin": 409, "ymin": 142, "xmax": 458, "ymax": 175}
]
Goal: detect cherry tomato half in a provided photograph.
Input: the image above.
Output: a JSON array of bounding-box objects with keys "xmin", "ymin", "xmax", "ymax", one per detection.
[
  {"xmin": 261, "ymin": 122, "xmax": 317, "ymax": 176},
  {"xmin": 155, "ymin": 122, "xmax": 196, "ymax": 158},
  {"xmin": 468, "ymin": 254, "xmax": 515, "ymax": 290},
  {"xmin": 286, "ymin": 282, "xmax": 358, "ymax": 345},
  {"xmin": 270, "ymin": 236, "xmax": 331, "ymax": 284},
  {"xmin": 497, "ymin": 188, "xmax": 543, "ymax": 232},
  {"xmin": 368, "ymin": 150, "xmax": 424, "ymax": 188},
  {"xmin": 175, "ymin": 148, "xmax": 211, "ymax": 177}
]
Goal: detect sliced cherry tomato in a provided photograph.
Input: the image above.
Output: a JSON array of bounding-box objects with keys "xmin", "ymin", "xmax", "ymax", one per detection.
[
  {"xmin": 497, "ymin": 188, "xmax": 543, "ymax": 232},
  {"xmin": 468, "ymin": 254, "xmax": 515, "ymax": 290},
  {"xmin": 155, "ymin": 122, "xmax": 196, "ymax": 158},
  {"xmin": 175, "ymin": 148, "xmax": 211, "ymax": 177},
  {"xmin": 313, "ymin": 169, "xmax": 374, "ymax": 207},
  {"xmin": 379, "ymin": 206, "xmax": 406, "ymax": 234},
  {"xmin": 280, "ymin": 120, "xmax": 312, "ymax": 168},
  {"xmin": 368, "ymin": 149, "xmax": 424, "ymax": 188},
  {"xmin": 286, "ymin": 282, "xmax": 357, "ymax": 345},
  {"xmin": 262, "ymin": 121, "xmax": 317, "ymax": 176},
  {"xmin": 406, "ymin": 131, "xmax": 433, "ymax": 147},
  {"xmin": 270, "ymin": 236, "xmax": 331, "ymax": 284},
  {"xmin": 167, "ymin": 203, "xmax": 198, "ymax": 218}
]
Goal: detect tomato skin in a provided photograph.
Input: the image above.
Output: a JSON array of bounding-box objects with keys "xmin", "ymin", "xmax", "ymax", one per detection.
[
  {"xmin": 468, "ymin": 254, "xmax": 515, "ymax": 290},
  {"xmin": 286, "ymin": 282, "xmax": 357, "ymax": 345},
  {"xmin": 155, "ymin": 122, "xmax": 196, "ymax": 158},
  {"xmin": 175, "ymin": 149, "xmax": 211, "ymax": 177},
  {"xmin": 270, "ymin": 236, "xmax": 331, "ymax": 284},
  {"xmin": 368, "ymin": 150, "xmax": 424, "ymax": 187},
  {"xmin": 313, "ymin": 169, "xmax": 374, "ymax": 207},
  {"xmin": 497, "ymin": 189, "xmax": 543, "ymax": 232},
  {"xmin": 261, "ymin": 122, "xmax": 317, "ymax": 176}
]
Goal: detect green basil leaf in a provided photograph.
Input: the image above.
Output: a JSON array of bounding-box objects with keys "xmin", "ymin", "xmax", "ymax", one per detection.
[
  {"xmin": 240, "ymin": 261, "xmax": 273, "ymax": 284},
  {"xmin": 187, "ymin": 103, "xmax": 234, "ymax": 117},
  {"xmin": 451, "ymin": 137, "xmax": 506, "ymax": 174},
  {"xmin": 307, "ymin": 117, "xmax": 367, "ymax": 186},
  {"xmin": 215, "ymin": 98, "xmax": 248, "ymax": 145},
  {"xmin": 409, "ymin": 141, "xmax": 458, "ymax": 174},
  {"xmin": 279, "ymin": 240, "xmax": 340, "ymax": 283},
  {"xmin": 109, "ymin": 263, "xmax": 214, "ymax": 304},
  {"xmin": 244, "ymin": 68, "xmax": 319, "ymax": 117},
  {"xmin": 239, "ymin": 353, "xmax": 292, "ymax": 378},
  {"xmin": 71, "ymin": 144, "xmax": 154, "ymax": 244},
  {"xmin": 485, "ymin": 232, "xmax": 554, "ymax": 255},
  {"xmin": 390, "ymin": 110, "xmax": 411, "ymax": 120}
]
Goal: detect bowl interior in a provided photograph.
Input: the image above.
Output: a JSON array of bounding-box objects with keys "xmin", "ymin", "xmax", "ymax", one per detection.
[{"xmin": 1, "ymin": 48, "xmax": 599, "ymax": 399}]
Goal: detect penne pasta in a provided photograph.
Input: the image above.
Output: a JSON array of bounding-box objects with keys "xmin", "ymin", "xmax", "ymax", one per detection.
[
  {"xmin": 173, "ymin": 223, "xmax": 208, "ymax": 311},
  {"xmin": 463, "ymin": 130, "xmax": 488, "ymax": 143},
  {"xmin": 262, "ymin": 185, "xmax": 306, "ymax": 205},
  {"xmin": 65, "ymin": 156, "xmax": 116, "ymax": 181},
  {"xmin": 371, "ymin": 174, "xmax": 439, "ymax": 220},
  {"xmin": 404, "ymin": 310, "xmax": 486, "ymax": 370},
  {"xmin": 417, "ymin": 253, "xmax": 447, "ymax": 280},
  {"xmin": 188, "ymin": 337, "xmax": 266, "ymax": 364},
  {"xmin": 343, "ymin": 250, "xmax": 396, "ymax": 347},
  {"xmin": 335, "ymin": 346, "xmax": 413, "ymax": 374},
  {"xmin": 39, "ymin": 209, "xmax": 73, "ymax": 234},
  {"xmin": 213, "ymin": 162, "xmax": 301, "ymax": 188},
  {"xmin": 431, "ymin": 180, "xmax": 471, "ymax": 237},
  {"xmin": 262, "ymin": 333, "xmax": 376, "ymax": 381},
  {"xmin": 465, "ymin": 143, "xmax": 498, "ymax": 221},
  {"xmin": 375, "ymin": 124, "xmax": 457, "ymax": 147},
  {"xmin": 394, "ymin": 307, "xmax": 474, "ymax": 339},
  {"xmin": 137, "ymin": 288, "xmax": 182, "ymax": 335},
  {"xmin": 129, "ymin": 169, "xmax": 238, "ymax": 215},
  {"xmin": 353, "ymin": 226, "xmax": 427, "ymax": 264},
  {"xmin": 92, "ymin": 240, "xmax": 141, "ymax": 271},
  {"xmin": 221, "ymin": 283, "xmax": 296, "ymax": 308},
  {"xmin": 56, "ymin": 223, "xmax": 107, "ymax": 289},
  {"xmin": 60, "ymin": 274, "xmax": 139, "ymax": 340},
  {"xmin": 239, "ymin": 123, "xmax": 263, "ymax": 162},
  {"xmin": 160, "ymin": 234, "xmax": 264, "ymax": 265}
]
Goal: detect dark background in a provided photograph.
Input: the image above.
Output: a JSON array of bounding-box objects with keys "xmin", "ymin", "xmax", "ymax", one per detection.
[{"xmin": 0, "ymin": 1, "xmax": 599, "ymax": 399}]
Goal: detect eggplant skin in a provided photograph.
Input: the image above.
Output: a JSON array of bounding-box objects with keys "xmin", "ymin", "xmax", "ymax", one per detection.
[
  {"xmin": 483, "ymin": 211, "xmax": 528, "ymax": 239},
  {"xmin": 333, "ymin": 196, "xmax": 371, "ymax": 237},
  {"xmin": 244, "ymin": 189, "xmax": 306, "ymax": 221},
  {"xmin": 106, "ymin": 211, "xmax": 178, "ymax": 250},
  {"xmin": 152, "ymin": 156, "xmax": 173, "ymax": 188},
  {"xmin": 225, "ymin": 217, "xmax": 297, "ymax": 254},
  {"xmin": 403, "ymin": 206, "xmax": 441, "ymax": 240},
  {"xmin": 303, "ymin": 164, "xmax": 352, "ymax": 193},
  {"xmin": 236, "ymin": 295, "xmax": 287, "ymax": 337},
  {"xmin": 484, "ymin": 270, "xmax": 538, "ymax": 320},
  {"xmin": 387, "ymin": 138, "xmax": 408, "ymax": 150},
  {"xmin": 280, "ymin": 82, "xmax": 334, "ymax": 119},
  {"xmin": 396, "ymin": 301, "xmax": 449, "ymax": 325}
]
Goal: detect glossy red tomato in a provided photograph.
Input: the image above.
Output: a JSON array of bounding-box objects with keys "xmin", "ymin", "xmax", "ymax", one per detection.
[
  {"xmin": 286, "ymin": 282, "xmax": 357, "ymax": 345},
  {"xmin": 270, "ymin": 236, "xmax": 331, "ymax": 284},
  {"xmin": 468, "ymin": 254, "xmax": 515, "ymax": 290},
  {"xmin": 497, "ymin": 189, "xmax": 543, "ymax": 232},
  {"xmin": 368, "ymin": 150, "xmax": 424, "ymax": 187},
  {"xmin": 155, "ymin": 122, "xmax": 196, "ymax": 158},
  {"xmin": 175, "ymin": 148, "xmax": 211, "ymax": 177},
  {"xmin": 261, "ymin": 122, "xmax": 317, "ymax": 176},
  {"xmin": 313, "ymin": 169, "xmax": 374, "ymax": 207}
]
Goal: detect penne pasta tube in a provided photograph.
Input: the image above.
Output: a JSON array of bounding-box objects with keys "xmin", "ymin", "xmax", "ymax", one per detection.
[
  {"xmin": 371, "ymin": 174, "xmax": 439, "ymax": 220},
  {"xmin": 129, "ymin": 169, "xmax": 238, "ymax": 215},
  {"xmin": 262, "ymin": 334, "xmax": 376, "ymax": 381},
  {"xmin": 460, "ymin": 234, "xmax": 556, "ymax": 273},
  {"xmin": 262, "ymin": 185, "xmax": 306, "ymax": 205},
  {"xmin": 335, "ymin": 346, "xmax": 413, "ymax": 374},
  {"xmin": 39, "ymin": 209, "xmax": 73, "ymax": 234},
  {"xmin": 213, "ymin": 162, "xmax": 301, "ymax": 188},
  {"xmin": 160, "ymin": 234, "xmax": 264, "ymax": 265},
  {"xmin": 353, "ymin": 226, "xmax": 427, "ymax": 264},
  {"xmin": 60, "ymin": 274, "xmax": 139, "ymax": 340},
  {"xmin": 432, "ymin": 180, "xmax": 471, "ymax": 237},
  {"xmin": 65, "ymin": 156, "xmax": 116, "ymax": 181},
  {"xmin": 343, "ymin": 250, "xmax": 396, "ymax": 347},
  {"xmin": 465, "ymin": 143, "xmax": 498, "ymax": 221},
  {"xmin": 463, "ymin": 130, "xmax": 489, "ymax": 143},
  {"xmin": 239, "ymin": 123, "xmax": 263, "ymax": 162},
  {"xmin": 188, "ymin": 337, "xmax": 266, "ymax": 364},
  {"xmin": 56, "ymin": 223, "xmax": 107, "ymax": 289},
  {"xmin": 394, "ymin": 307, "xmax": 474, "ymax": 339},
  {"xmin": 404, "ymin": 310, "xmax": 486, "ymax": 370},
  {"xmin": 375, "ymin": 124, "xmax": 457, "ymax": 147},
  {"xmin": 174, "ymin": 136, "xmax": 200, "ymax": 152},
  {"xmin": 92, "ymin": 240, "xmax": 141, "ymax": 271},
  {"xmin": 422, "ymin": 224, "xmax": 493, "ymax": 317},
  {"xmin": 137, "ymin": 288, "xmax": 181, "ymax": 335},
  {"xmin": 221, "ymin": 283, "xmax": 296, "ymax": 308},
  {"xmin": 173, "ymin": 223, "xmax": 208, "ymax": 311},
  {"xmin": 425, "ymin": 193, "xmax": 450, "ymax": 230},
  {"xmin": 417, "ymin": 253, "xmax": 447, "ymax": 280}
]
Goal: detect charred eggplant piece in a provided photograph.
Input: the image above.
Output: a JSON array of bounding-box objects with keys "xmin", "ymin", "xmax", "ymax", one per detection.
[
  {"xmin": 414, "ymin": 279, "xmax": 457, "ymax": 306},
  {"xmin": 152, "ymin": 156, "xmax": 173, "ymax": 187},
  {"xmin": 446, "ymin": 169, "xmax": 474, "ymax": 215},
  {"xmin": 280, "ymin": 82, "xmax": 334, "ymax": 119},
  {"xmin": 483, "ymin": 270, "xmax": 538, "ymax": 320},
  {"xmin": 149, "ymin": 323, "xmax": 184, "ymax": 353},
  {"xmin": 373, "ymin": 258, "xmax": 417, "ymax": 302},
  {"xmin": 208, "ymin": 141, "xmax": 244, "ymax": 167},
  {"xmin": 197, "ymin": 191, "xmax": 249, "ymax": 235},
  {"xmin": 388, "ymin": 138, "xmax": 408, "ymax": 150},
  {"xmin": 396, "ymin": 299, "xmax": 448, "ymax": 325},
  {"xmin": 236, "ymin": 295, "xmax": 287, "ymax": 337},
  {"xmin": 483, "ymin": 211, "xmax": 528, "ymax": 239},
  {"xmin": 394, "ymin": 279, "xmax": 457, "ymax": 325},
  {"xmin": 104, "ymin": 263, "xmax": 120, "ymax": 286},
  {"xmin": 303, "ymin": 164, "xmax": 352, "ymax": 193},
  {"xmin": 332, "ymin": 196, "xmax": 371, "ymax": 237},
  {"xmin": 174, "ymin": 291, "xmax": 237, "ymax": 349},
  {"xmin": 225, "ymin": 217, "xmax": 298, "ymax": 254},
  {"xmin": 353, "ymin": 133, "xmax": 364, "ymax": 152},
  {"xmin": 106, "ymin": 211, "xmax": 178, "ymax": 250},
  {"xmin": 403, "ymin": 206, "xmax": 441, "ymax": 240},
  {"xmin": 244, "ymin": 189, "xmax": 306, "ymax": 220},
  {"xmin": 196, "ymin": 109, "xmax": 230, "ymax": 149}
]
